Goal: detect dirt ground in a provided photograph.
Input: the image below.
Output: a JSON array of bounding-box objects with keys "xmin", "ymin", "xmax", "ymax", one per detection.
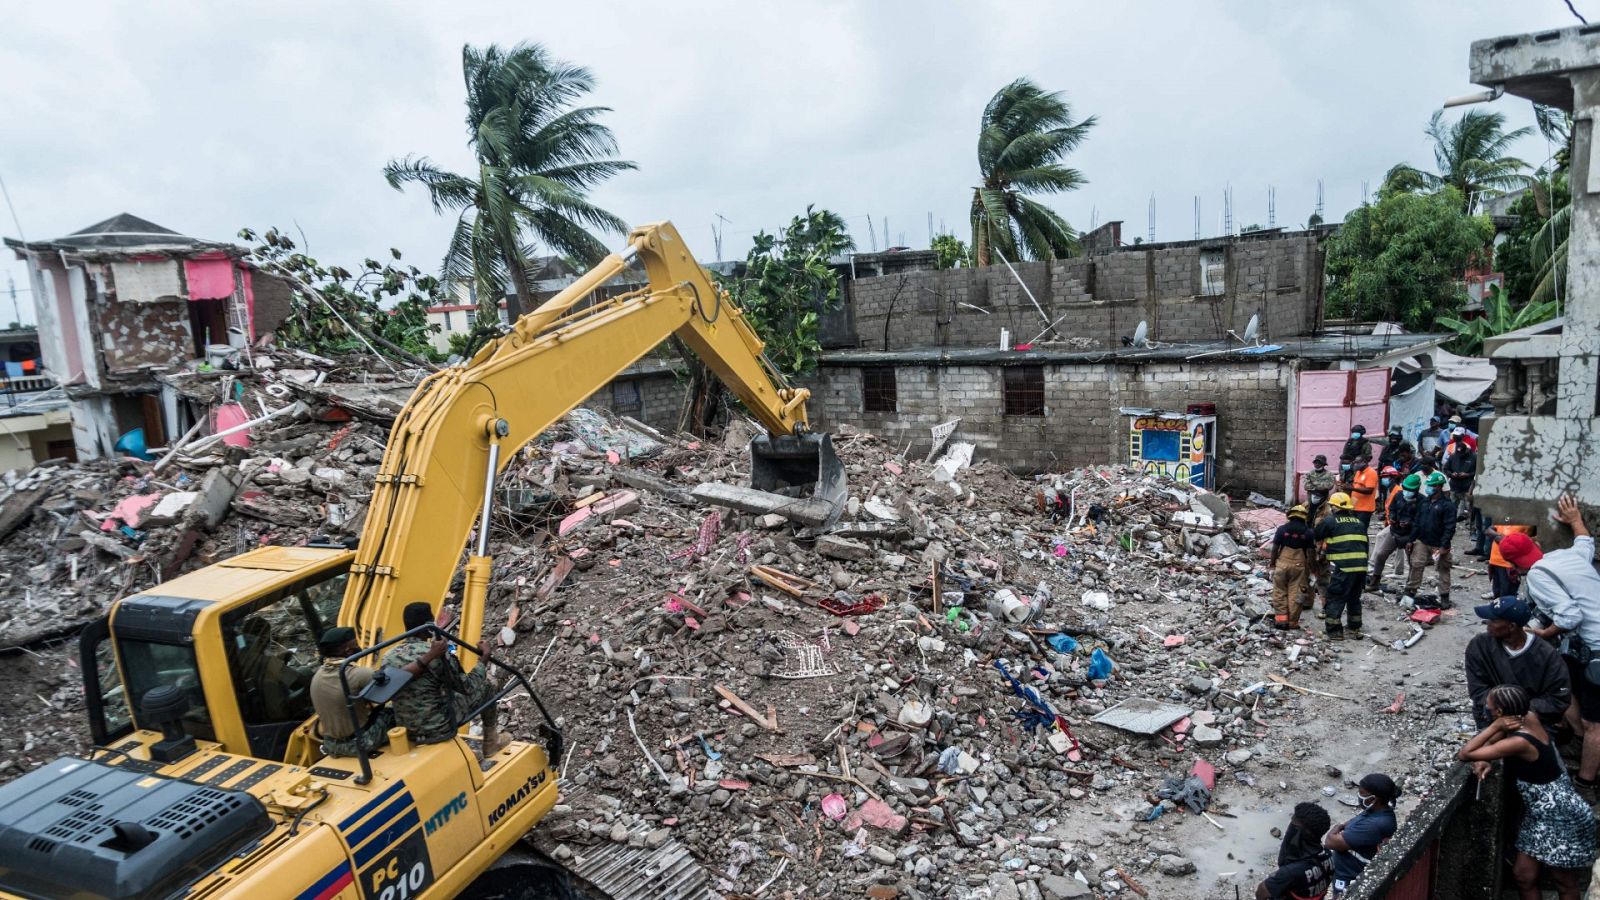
[{"xmin": 1119, "ymin": 528, "xmax": 1492, "ymax": 899}]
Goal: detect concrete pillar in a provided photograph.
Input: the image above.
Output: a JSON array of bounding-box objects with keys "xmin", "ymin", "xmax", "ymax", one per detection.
[{"xmin": 1561, "ymin": 71, "xmax": 1600, "ymax": 419}]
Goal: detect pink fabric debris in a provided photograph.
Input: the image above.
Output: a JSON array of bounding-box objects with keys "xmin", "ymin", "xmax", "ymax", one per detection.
[
  {"xmin": 1190, "ymin": 758, "xmax": 1217, "ymax": 791},
  {"xmin": 214, "ymin": 403, "xmax": 252, "ymax": 448},
  {"xmin": 845, "ymin": 797, "xmax": 907, "ymax": 833},
  {"xmin": 183, "ymin": 256, "xmax": 236, "ymax": 301},
  {"xmin": 102, "ymin": 493, "xmax": 162, "ymax": 530}
]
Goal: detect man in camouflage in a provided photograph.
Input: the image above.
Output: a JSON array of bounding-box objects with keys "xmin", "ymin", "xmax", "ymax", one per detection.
[
  {"xmin": 383, "ymin": 602, "xmax": 504, "ymax": 752},
  {"xmin": 310, "ymin": 627, "xmax": 394, "ymax": 757}
]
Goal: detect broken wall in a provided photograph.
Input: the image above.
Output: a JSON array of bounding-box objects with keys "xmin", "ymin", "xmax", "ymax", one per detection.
[
  {"xmin": 839, "ymin": 233, "xmax": 1324, "ymax": 351},
  {"xmin": 95, "ymin": 296, "xmax": 192, "ymax": 374},
  {"xmin": 806, "ymin": 359, "xmax": 1292, "ymax": 496},
  {"xmin": 582, "ymin": 370, "xmax": 687, "ymax": 433}
]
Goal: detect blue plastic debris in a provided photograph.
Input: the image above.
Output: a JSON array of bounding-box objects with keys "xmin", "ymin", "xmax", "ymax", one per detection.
[
  {"xmin": 1087, "ymin": 648, "xmax": 1115, "ymax": 681},
  {"xmin": 1047, "ymin": 633, "xmax": 1079, "ymax": 654}
]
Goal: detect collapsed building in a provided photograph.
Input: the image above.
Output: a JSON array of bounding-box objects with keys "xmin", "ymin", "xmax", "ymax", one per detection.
[{"xmin": 4, "ymin": 213, "xmax": 295, "ymax": 460}]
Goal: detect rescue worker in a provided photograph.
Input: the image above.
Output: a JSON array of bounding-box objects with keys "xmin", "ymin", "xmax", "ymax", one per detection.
[
  {"xmin": 1315, "ymin": 492, "xmax": 1369, "ymax": 641},
  {"xmin": 1339, "ymin": 424, "xmax": 1373, "ymax": 468},
  {"xmin": 1270, "ymin": 505, "xmax": 1316, "ymax": 630},
  {"xmin": 1406, "ymin": 471, "xmax": 1455, "ymax": 609},
  {"xmin": 1366, "ymin": 473, "xmax": 1420, "ymax": 593},
  {"xmin": 1343, "ymin": 458, "xmax": 1379, "ymax": 531},
  {"xmin": 1483, "ymin": 522, "xmax": 1534, "ymax": 598},
  {"xmin": 310, "ymin": 627, "xmax": 394, "ymax": 757},
  {"xmin": 1376, "ymin": 428, "xmax": 1413, "ymax": 473},
  {"xmin": 1257, "ymin": 802, "xmax": 1335, "ymax": 900},
  {"xmin": 1442, "ymin": 427, "xmax": 1479, "ymax": 538},
  {"xmin": 1304, "ymin": 455, "xmax": 1337, "ymax": 522},
  {"xmin": 1376, "ymin": 466, "xmax": 1401, "ymax": 524},
  {"xmin": 383, "ymin": 602, "xmax": 506, "ymax": 754},
  {"xmin": 1324, "ymin": 774, "xmax": 1399, "ymax": 898}
]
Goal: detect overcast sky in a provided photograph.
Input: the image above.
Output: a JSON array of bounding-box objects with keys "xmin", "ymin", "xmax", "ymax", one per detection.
[{"xmin": 0, "ymin": 1, "xmax": 1579, "ymax": 325}]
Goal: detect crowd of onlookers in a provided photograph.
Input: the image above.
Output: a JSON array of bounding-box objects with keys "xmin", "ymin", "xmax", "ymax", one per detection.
[{"xmin": 1256, "ymin": 408, "xmax": 1600, "ymax": 899}]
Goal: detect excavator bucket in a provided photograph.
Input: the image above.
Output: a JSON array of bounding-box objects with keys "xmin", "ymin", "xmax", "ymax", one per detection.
[{"xmin": 749, "ymin": 432, "xmax": 848, "ymax": 529}]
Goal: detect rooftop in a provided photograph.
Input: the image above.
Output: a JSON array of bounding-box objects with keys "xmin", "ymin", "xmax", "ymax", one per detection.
[
  {"xmin": 821, "ymin": 331, "xmax": 1452, "ymax": 367},
  {"xmin": 5, "ymin": 212, "xmax": 237, "ymax": 259}
]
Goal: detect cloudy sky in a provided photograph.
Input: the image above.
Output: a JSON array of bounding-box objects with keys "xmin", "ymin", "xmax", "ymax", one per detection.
[{"xmin": 0, "ymin": 1, "xmax": 1578, "ymax": 324}]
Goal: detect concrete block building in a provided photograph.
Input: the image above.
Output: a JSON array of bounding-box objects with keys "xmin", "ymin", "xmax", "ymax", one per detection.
[{"xmin": 806, "ymin": 229, "xmax": 1448, "ymax": 499}]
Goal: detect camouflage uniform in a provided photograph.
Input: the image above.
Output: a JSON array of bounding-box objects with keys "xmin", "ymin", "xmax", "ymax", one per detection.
[
  {"xmin": 323, "ymin": 708, "xmax": 394, "ymax": 758},
  {"xmin": 382, "ymin": 639, "xmax": 497, "ymax": 745}
]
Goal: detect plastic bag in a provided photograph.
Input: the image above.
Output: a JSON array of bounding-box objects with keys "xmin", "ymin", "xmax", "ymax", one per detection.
[{"xmin": 1087, "ymin": 647, "xmax": 1115, "ymax": 681}]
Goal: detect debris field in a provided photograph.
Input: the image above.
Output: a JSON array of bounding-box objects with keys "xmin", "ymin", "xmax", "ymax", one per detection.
[{"xmin": 0, "ymin": 353, "xmax": 1484, "ymax": 899}]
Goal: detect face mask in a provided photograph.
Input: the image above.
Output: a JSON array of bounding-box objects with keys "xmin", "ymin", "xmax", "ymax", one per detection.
[
  {"xmin": 1359, "ymin": 794, "xmax": 1376, "ymax": 810},
  {"xmin": 1381, "ymin": 478, "xmax": 1392, "ymax": 487},
  {"xmin": 1422, "ymin": 485, "xmax": 1435, "ymax": 496},
  {"xmin": 1402, "ymin": 489, "xmax": 1416, "ymax": 500},
  {"xmin": 1314, "ymin": 463, "xmax": 1325, "ymax": 471},
  {"xmin": 1350, "ymin": 432, "xmax": 1361, "ymax": 440}
]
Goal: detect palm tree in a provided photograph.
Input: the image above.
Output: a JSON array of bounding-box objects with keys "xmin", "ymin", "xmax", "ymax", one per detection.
[
  {"xmin": 1437, "ymin": 284, "xmax": 1558, "ymax": 356},
  {"xmin": 1387, "ymin": 110, "xmax": 1532, "ymax": 213},
  {"xmin": 970, "ymin": 78, "xmax": 1096, "ymax": 266},
  {"xmin": 385, "ymin": 43, "xmax": 636, "ymax": 320}
]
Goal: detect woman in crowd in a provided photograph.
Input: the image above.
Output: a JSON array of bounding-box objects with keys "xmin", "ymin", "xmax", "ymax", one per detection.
[{"xmin": 1457, "ymin": 684, "xmax": 1596, "ymax": 900}]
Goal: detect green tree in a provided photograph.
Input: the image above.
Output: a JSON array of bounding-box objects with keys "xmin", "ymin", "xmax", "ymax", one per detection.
[
  {"xmin": 676, "ymin": 207, "xmax": 852, "ymax": 434},
  {"xmin": 1437, "ymin": 284, "xmax": 1558, "ymax": 356},
  {"xmin": 970, "ymin": 78, "xmax": 1095, "ymax": 265},
  {"xmin": 726, "ymin": 206, "xmax": 854, "ymax": 376},
  {"xmin": 239, "ymin": 227, "xmax": 446, "ymax": 365},
  {"xmin": 384, "ymin": 42, "xmax": 636, "ymax": 321},
  {"xmin": 1322, "ymin": 188, "xmax": 1494, "ymax": 330},
  {"xmin": 1386, "ymin": 109, "xmax": 1532, "ymax": 213},
  {"xmin": 931, "ymin": 233, "xmax": 970, "ymax": 269}
]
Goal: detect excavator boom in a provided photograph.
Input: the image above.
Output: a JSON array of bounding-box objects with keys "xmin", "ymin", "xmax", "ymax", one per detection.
[{"xmin": 342, "ymin": 220, "xmax": 845, "ymax": 645}]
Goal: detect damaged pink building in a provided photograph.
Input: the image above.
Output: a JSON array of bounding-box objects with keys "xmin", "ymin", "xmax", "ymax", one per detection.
[{"xmin": 5, "ymin": 214, "xmax": 292, "ymax": 459}]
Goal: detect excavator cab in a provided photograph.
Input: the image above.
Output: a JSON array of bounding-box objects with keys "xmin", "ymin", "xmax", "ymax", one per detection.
[{"xmin": 749, "ymin": 432, "xmax": 848, "ymax": 528}]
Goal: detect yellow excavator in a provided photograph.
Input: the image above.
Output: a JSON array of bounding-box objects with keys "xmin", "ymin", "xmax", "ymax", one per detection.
[{"xmin": 0, "ymin": 222, "xmax": 846, "ymax": 900}]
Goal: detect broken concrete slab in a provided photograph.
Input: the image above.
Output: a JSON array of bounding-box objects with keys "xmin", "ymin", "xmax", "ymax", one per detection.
[
  {"xmin": 1091, "ymin": 698, "xmax": 1193, "ymax": 735},
  {"xmin": 690, "ymin": 482, "xmax": 834, "ymax": 528},
  {"xmin": 829, "ymin": 521, "xmax": 911, "ymax": 541},
  {"xmin": 815, "ymin": 535, "xmax": 872, "ymax": 561}
]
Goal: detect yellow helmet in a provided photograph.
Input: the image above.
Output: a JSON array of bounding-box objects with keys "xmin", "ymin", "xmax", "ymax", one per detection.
[
  {"xmin": 1328, "ymin": 492, "xmax": 1354, "ymax": 510},
  {"xmin": 1287, "ymin": 504, "xmax": 1309, "ymax": 520}
]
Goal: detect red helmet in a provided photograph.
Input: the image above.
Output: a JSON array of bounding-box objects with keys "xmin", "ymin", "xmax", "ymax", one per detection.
[
  {"xmin": 1498, "ymin": 533, "xmax": 1544, "ymax": 570},
  {"xmin": 1381, "ymin": 466, "xmax": 1400, "ymax": 476}
]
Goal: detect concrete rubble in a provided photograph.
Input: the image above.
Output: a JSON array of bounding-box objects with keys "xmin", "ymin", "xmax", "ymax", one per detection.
[{"xmin": 0, "ymin": 366, "xmax": 1479, "ymax": 898}]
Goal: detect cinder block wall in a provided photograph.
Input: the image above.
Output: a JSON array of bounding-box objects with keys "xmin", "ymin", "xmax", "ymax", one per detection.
[
  {"xmin": 841, "ymin": 233, "xmax": 1324, "ymax": 351},
  {"xmin": 583, "ymin": 372, "xmax": 688, "ymax": 433},
  {"xmin": 806, "ymin": 360, "xmax": 1293, "ymax": 497}
]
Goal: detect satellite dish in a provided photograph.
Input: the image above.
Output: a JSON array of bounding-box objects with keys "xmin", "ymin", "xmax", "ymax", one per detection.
[
  {"xmin": 1132, "ymin": 320, "xmax": 1149, "ymax": 348},
  {"xmin": 1242, "ymin": 314, "xmax": 1259, "ymax": 344}
]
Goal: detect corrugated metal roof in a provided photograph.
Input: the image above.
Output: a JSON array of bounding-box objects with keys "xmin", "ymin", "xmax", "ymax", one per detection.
[{"xmin": 564, "ymin": 825, "xmax": 721, "ymax": 900}]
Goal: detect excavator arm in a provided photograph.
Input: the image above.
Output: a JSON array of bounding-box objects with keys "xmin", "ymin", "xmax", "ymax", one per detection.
[{"xmin": 341, "ymin": 221, "xmax": 839, "ymax": 646}]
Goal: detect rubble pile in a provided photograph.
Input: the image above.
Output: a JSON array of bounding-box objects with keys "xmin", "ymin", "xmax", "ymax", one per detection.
[
  {"xmin": 0, "ymin": 363, "xmax": 1474, "ymax": 897},
  {"xmin": 477, "ymin": 423, "xmax": 1431, "ymax": 898}
]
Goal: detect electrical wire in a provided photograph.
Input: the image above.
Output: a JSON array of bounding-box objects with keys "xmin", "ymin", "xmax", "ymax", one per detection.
[
  {"xmin": 0, "ymin": 167, "xmax": 24, "ymax": 241},
  {"xmin": 1565, "ymin": 0, "xmax": 1588, "ymax": 25}
]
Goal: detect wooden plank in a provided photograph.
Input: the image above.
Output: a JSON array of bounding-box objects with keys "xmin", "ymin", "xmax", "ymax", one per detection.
[{"xmin": 714, "ymin": 684, "xmax": 779, "ymax": 731}]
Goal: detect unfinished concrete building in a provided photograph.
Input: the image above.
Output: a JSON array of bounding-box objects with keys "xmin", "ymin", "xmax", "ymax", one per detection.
[
  {"xmin": 807, "ymin": 229, "xmax": 1448, "ymax": 498},
  {"xmin": 5, "ymin": 214, "xmax": 293, "ymax": 459}
]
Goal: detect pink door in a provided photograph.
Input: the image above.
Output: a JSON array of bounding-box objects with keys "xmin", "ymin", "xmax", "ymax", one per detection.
[{"xmin": 1293, "ymin": 368, "xmax": 1390, "ymax": 500}]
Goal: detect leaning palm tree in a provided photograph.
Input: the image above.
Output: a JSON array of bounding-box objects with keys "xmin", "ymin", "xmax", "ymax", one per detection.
[
  {"xmin": 1387, "ymin": 109, "xmax": 1532, "ymax": 214},
  {"xmin": 385, "ymin": 43, "xmax": 636, "ymax": 319},
  {"xmin": 970, "ymin": 78, "xmax": 1095, "ymax": 266}
]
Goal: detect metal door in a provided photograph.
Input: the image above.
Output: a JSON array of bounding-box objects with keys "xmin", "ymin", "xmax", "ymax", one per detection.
[{"xmin": 1293, "ymin": 368, "xmax": 1390, "ymax": 499}]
